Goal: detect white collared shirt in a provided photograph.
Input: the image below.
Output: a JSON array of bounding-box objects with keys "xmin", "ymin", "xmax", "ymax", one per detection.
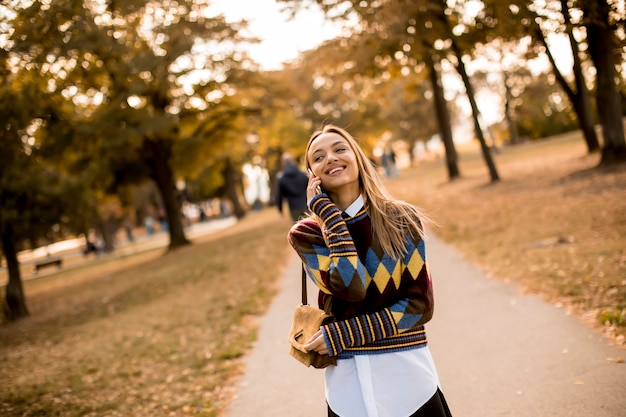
[
  {"xmin": 326, "ymin": 349, "xmax": 441, "ymax": 417},
  {"xmin": 342, "ymin": 194, "xmax": 364, "ymax": 218}
]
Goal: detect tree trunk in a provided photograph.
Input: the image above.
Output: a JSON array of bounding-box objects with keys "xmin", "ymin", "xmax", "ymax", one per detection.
[
  {"xmin": 1, "ymin": 223, "xmax": 29, "ymax": 321},
  {"xmin": 424, "ymin": 49, "xmax": 460, "ymax": 180},
  {"xmin": 96, "ymin": 214, "xmax": 116, "ymax": 253},
  {"xmin": 537, "ymin": 27, "xmax": 599, "ymax": 152},
  {"xmin": 503, "ymin": 71, "xmax": 520, "ymax": 144},
  {"xmin": 581, "ymin": 0, "xmax": 626, "ymax": 164},
  {"xmin": 561, "ymin": 0, "xmax": 600, "ymax": 153},
  {"xmin": 143, "ymin": 138, "xmax": 190, "ymax": 249},
  {"xmin": 526, "ymin": 2, "xmax": 601, "ymax": 153},
  {"xmin": 431, "ymin": 0, "xmax": 498, "ymax": 181},
  {"xmin": 223, "ymin": 157, "xmax": 247, "ymax": 219},
  {"xmin": 450, "ymin": 41, "xmax": 500, "ymax": 182}
]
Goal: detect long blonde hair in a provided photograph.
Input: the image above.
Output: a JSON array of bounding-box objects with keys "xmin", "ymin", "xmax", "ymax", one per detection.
[{"xmin": 305, "ymin": 125, "xmax": 428, "ymax": 259}]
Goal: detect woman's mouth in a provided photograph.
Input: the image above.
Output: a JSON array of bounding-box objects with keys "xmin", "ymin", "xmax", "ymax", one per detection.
[{"xmin": 327, "ymin": 167, "xmax": 345, "ymax": 175}]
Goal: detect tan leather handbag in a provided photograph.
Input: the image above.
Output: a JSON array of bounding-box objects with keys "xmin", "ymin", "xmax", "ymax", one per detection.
[{"xmin": 287, "ymin": 266, "xmax": 336, "ymax": 368}]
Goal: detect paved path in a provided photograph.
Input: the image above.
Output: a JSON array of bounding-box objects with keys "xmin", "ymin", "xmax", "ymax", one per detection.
[
  {"xmin": 225, "ymin": 234, "xmax": 626, "ymax": 417},
  {"xmin": 224, "ymin": 245, "xmax": 327, "ymax": 417}
]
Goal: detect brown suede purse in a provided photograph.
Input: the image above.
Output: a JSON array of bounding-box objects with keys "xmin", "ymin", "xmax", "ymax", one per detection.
[{"xmin": 288, "ymin": 266, "xmax": 337, "ymax": 368}]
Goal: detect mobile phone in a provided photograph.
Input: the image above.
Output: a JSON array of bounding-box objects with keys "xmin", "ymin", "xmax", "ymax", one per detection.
[{"xmin": 308, "ymin": 169, "xmax": 323, "ymax": 194}]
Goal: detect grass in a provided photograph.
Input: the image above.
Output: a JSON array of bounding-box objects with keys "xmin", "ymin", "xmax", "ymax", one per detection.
[
  {"xmin": 0, "ymin": 210, "xmax": 292, "ymax": 416},
  {"xmin": 1, "ymin": 130, "xmax": 625, "ymax": 416}
]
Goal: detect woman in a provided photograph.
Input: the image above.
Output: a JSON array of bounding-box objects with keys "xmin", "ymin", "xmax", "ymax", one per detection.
[{"xmin": 288, "ymin": 125, "xmax": 452, "ymax": 417}]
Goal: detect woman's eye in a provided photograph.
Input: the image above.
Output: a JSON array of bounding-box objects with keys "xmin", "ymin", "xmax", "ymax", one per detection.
[{"xmin": 314, "ymin": 155, "xmax": 323, "ymax": 162}]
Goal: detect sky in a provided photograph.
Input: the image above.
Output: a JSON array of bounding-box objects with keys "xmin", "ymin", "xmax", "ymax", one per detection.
[{"xmin": 208, "ymin": 0, "xmax": 343, "ymax": 70}]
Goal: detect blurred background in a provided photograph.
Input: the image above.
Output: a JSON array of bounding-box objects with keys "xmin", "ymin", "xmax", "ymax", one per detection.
[{"xmin": 1, "ymin": 0, "xmax": 625, "ymax": 322}]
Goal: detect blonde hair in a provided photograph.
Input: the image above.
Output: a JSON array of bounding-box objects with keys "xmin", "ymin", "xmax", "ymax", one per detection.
[{"xmin": 305, "ymin": 125, "xmax": 428, "ymax": 258}]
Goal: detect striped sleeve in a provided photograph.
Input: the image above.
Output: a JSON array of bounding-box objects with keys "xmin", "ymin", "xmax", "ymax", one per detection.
[
  {"xmin": 288, "ymin": 194, "xmax": 367, "ymax": 302},
  {"xmin": 311, "ymin": 196, "xmax": 356, "ymax": 257},
  {"xmin": 322, "ymin": 308, "xmax": 398, "ymax": 356}
]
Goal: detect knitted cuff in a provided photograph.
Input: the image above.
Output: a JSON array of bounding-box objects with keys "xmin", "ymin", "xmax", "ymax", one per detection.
[{"xmin": 322, "ymin": 309, "xmax": 398, "ymax": 356}]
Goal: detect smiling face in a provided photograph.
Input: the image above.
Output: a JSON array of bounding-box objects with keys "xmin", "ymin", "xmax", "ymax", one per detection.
[{"xmin": 307, "ymin": 132, "xmax": 361, "ymax": 199}]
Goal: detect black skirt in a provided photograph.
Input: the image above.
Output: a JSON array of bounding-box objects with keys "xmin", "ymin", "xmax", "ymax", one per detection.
[{"xmin": 327, "ymin": 388, "xmax": 453, "ymax": 417}]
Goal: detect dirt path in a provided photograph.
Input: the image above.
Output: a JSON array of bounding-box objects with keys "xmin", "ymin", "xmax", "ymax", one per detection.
[{"xmin": 225, "ymin": 234, "xmax": 625, "ymax": 417}]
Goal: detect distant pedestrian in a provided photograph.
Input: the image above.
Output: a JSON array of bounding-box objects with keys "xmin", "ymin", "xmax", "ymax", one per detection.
[
  {"xmin": 276, "ymin": 153, "xmax": 309, "ymax": 222},
  {"xmin": 124, "ymin": 219, "xmax": 134, "ymax": 242},
  {"xmin": 388, "ymin": 147, "xmax": 399, "ymax": 176},
  {"xmin": 382, "ymin": 146, "xmax": 399, "ymax": 178},
  {"xmin": 157, "ymin": 209, "xmax": 168, "ymax": 232},
  {"xmin": 144, "ymin": 215, "xmax": 154, "ymax": 235},
  {"xmin": 288, "ymin": 125, "xmax": 452, "ymax": 417}
]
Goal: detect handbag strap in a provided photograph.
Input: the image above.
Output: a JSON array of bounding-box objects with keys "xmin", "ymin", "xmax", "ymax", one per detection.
[{"xmin": 301, "ymin": 264, "xmax": 308, "ymax": 305}]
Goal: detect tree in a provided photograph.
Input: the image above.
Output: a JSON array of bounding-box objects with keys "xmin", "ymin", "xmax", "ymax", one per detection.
[
  {"xmin": 458, "ymin": 0, "xmax": 600, "ymax": 152},
  {"xmin": 0, "ymin": 77, "xmax": 34, "ymax": 320},
  {"xmin": 250, "ymin": 107, "xmax": 311, "ymax": 203},
  {"xmin": 515, "ymin": 71, "xmax": 579, "ymax": 139},
  {"xmin": 1, "ymin": 0, "xmax": 259, "ymax": 319},
  {"xmin": 559, "ymin": 0, "xmax": 599, "ymax": 152},
  {"xmin": 579, "ymin": 0, "xmax": 626, "ymax": 164},
  {"xmin": 262, "ymin": 38, "xmax": 390, "ymax": 159},
  {"xmin": 7, "ymin": 0, "xmax": 256, "ymax": 250},
  {"xmin": 279, "ymin": 0, "xmax": 464, "ymax": 180},
  {"xmin": 0, "ymin": 71, "xmax": 83, "ymax": 320},
  {"xmin": 431, "ymin": 0, "xmax": 500, "ymax": 181},
  {"xmin": 379, "ymin": 65, "xmax": 440, "ymax": 165},
  {"xmin": 468, "ymin": 41, "xmax": 527, "ymax": 145},
  {"xmin": 423, "ymin": 49, "xmax": 460, "ymax": 178}
]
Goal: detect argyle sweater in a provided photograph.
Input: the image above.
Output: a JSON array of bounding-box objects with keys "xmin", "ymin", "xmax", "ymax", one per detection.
[{"xmin": 288, "ymin": 194, "xmax": 434, "ymax": 358}]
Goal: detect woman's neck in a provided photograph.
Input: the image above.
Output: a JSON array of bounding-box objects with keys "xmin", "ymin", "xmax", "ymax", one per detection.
[{"xmin": 327, "ymin": 186, "xmax": 361, "ymax": 211}]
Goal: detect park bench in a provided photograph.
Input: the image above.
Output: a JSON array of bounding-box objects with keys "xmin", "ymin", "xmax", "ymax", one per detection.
[{"xmin": 33, "ymin": 257, "xmax": 63, "ymax": 273}]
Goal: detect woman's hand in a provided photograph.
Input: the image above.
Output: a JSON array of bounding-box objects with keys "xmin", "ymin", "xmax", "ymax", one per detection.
[
  {"xmin": 307, "ymin": 169, "xmax": 323, "ymax": 205},
  {"xmin": 303, "ymin": 329, "xmax": 329, "ymax": 355}
]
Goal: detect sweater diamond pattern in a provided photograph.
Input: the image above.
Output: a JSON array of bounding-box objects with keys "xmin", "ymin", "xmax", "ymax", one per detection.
[
  {"xmin": 336, "ymin": 256, "xmax": 362, "ymax": 286},
  {"xmin": 302, "ymin": 251, "xmax": 322, "ymax": 269},
  {"xmin": 405, "ymin": 248, "xmax": 425, "ymax": 278},
  {"xmin": 366, "ymin": 248, "xmax": 403, "ymax": 292},
  {"xmin": 302, "ymin": 252, "xmax": 331, "ymax": 294},
  {"xmin": 288, "ymin": 195, "xmax": 434, "ymax": 356}
]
